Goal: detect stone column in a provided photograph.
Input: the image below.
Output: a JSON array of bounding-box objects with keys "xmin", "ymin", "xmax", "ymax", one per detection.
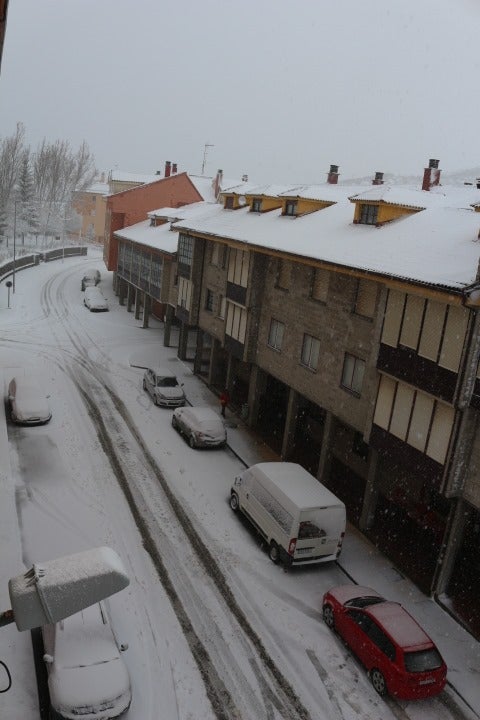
[
  {"xmin": 164, "ymin": 305, "xmax": 173, "ymax": 347},
  {"xmin": 281, "ymin": 389, "xmax": 300, "ymax": 460},
  {"xmin": 127, "ymin": 284, "xmax": 134, "ymax": 312},
  {"xmin": 178, "ymin": 323, "xmax": 189, "ymax": 360},
  {"xmin": 317, "ymin": 411, "xmax": 334, "ymax": 483},
  {"xmin": 359, "ymin": 448, "xmax": 380, "ymax": 530},
  {"xmin": 134, "ymin": 289, "xmax": 141, "ymax": 320},
  {"xmin": 118, "ymin": 278, "xmax": 126, "ymax": 306},
  {"xmin": 432, "ymin": 498, "xmax": 470, "ymax": 595},
  {"xmin": 142, "ymin": 293, "xmax": 150, "ymax": 328},
  {"xmin": 194, "ymin": 329, "xmax": 204, "ymax": 375}
]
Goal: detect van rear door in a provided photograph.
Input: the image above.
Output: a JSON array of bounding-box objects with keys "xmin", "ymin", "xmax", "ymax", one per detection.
[{"xmin": 294, "ymin": 506, "xmax": 345, "ymax": 561}]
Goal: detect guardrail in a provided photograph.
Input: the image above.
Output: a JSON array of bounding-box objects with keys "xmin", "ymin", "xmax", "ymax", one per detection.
[{"xmin": 0, "ymin": 246, "xmax": 87, "ymax": 282}]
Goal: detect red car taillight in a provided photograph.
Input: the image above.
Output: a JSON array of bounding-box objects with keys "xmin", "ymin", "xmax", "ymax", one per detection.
[{"xmin": 288, "ymin": 538, "xmax": 297, "ymax": 555}]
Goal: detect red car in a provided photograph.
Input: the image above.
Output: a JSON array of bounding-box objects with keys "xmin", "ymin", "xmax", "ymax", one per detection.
[{"xmin": 322, "ymin": 585, "xmax": 447, "ymax": 699}]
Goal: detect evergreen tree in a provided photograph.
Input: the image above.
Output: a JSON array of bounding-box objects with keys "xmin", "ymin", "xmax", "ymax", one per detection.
[{"xmin": 17, "ymin": 150, "xmax": 39, "ymax": 237}]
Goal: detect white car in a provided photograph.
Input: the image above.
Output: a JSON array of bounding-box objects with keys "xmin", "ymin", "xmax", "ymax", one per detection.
[
  {"xmin": 81, "ymin": 269, "xmax": 101, "ymax": 291},
  {"xmin": 84, "ymin": 286, "xmax": 108, "ymax": 312},
  {"xmin": 172, "ymin": 406, "xmax": 227, "ymax": 448},
  {"xmin": 142, "ymin": 367, "xmax": 185, "ymax": 407},
  {"xmin": 42, "ymin": 601, "xmax": 132, "ymax": 720},
  {"xmin": 7, "ymin": 375, "xmax": 52, "ymax": 425}
]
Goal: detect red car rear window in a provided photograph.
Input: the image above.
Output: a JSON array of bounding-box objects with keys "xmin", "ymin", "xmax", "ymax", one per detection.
[{"xmin": 404, "ymin": 648, "xmax": 443, "ymax": 673}]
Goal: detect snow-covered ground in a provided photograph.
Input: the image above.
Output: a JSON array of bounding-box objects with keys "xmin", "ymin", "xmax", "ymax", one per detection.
[{"xmin": 0, "ymin": 249, "xmax": 479, "ymax": 720}]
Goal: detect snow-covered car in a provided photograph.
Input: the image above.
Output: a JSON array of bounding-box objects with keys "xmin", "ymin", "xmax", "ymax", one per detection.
[
  {"xmin": 172, "ymin": 405, "xmax": 227, "ymax": 448},
  {"xmin": 42, "ymin": 601, "xmax": 132, "ymax": 720},
  {"xmin": 142, "ymin": 367, "xmax": 185, "ymax": 407},
  {"xmin": 81, "ymin": 269, "xmax": 101, "ymax": 291},
  {"xmin": 84, "ymin": 286, "xmax": 108, "ymax": 312},
  {"xmin": 7, "ymin": 375, "xmax": 52, "ymax": 425}
]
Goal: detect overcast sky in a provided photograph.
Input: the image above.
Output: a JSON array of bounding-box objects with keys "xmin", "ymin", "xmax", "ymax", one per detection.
[{"xmin": 0, "ymin": 0, "xmax": 479, "ymax": 185}]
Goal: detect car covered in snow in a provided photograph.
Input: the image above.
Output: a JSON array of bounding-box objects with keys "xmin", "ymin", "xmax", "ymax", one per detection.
[
  {"xmin": 322, "ymin": 585, "xmax": 447, "ymax": 699},
  {"xmin": 171, "ymin": 405, "xmax": 227, "ymax": 448},
  {"xmin": 84, "ymin": 286, "xmax": 108, "ymax": 312},
  {"xmin": 7, "ymin": 375, "xmax": 52, "ymax": 425},
  {"xmin": 42, "ymin": 600, "xmax": 132, "ymax": 720},
  {"xmin": 142, "ymin": 367, "xmax": 185, "ymax": 408},
  {"xmin": 81, "ymin": 269, "xmax": 101, "ymax": 291}
]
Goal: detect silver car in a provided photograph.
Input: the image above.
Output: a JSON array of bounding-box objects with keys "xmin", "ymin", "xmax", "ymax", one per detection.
[
  {"xmin": 172, "ymin": 406, "xmax": 227, "ymax": 448},
  {"xmin": 142, "ymin": 367, "xmax": 185, "ymax": 407},
  {"xmin": 42, "ymin": 601, "xmax": 131, "ymax": 720},
  {"xmin": 8, "ymin": 375, "xmax": 52, "ymax": 425}
]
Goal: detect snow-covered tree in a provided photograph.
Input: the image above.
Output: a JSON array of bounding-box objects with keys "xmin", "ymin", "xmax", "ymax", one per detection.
[{"xmin": 16, "ymin": 150, "xmax": 39, "ymax": 238}]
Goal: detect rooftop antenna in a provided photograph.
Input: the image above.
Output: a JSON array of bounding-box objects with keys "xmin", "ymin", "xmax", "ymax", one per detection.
[{"xmin": 201, "ymin": 143, "xmax": 214, "ymax": 175}]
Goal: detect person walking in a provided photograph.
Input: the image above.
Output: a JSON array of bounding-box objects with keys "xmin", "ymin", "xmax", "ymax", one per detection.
[{"xmin": 220, "ymin": 388, "xmax": 230, "ymax": 417}]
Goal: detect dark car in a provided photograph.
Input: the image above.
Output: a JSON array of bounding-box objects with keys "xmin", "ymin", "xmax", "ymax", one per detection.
[{"xmin": 322, "ymin": 585, "xmax": 447, "ymax": 699}]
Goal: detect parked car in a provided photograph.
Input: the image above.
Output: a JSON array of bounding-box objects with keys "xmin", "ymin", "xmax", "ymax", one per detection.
[
  {"xmin": 84, "ymin": 286, "xmax": 108, "ymax": 312},
  {"xmin": 42, "ymin": 601, "xmax": 132, "ymax": 720},
  {"xmin": 142, "ymin": 367, "xmax": 185, "ymax": 407},
  {"xmin": 81, "ymin": 269, "xmax": 101, "ymax": 291},
  {"xmin": 322, "ymin": 585, "xmax": 447, "ymax": 699},
  {"xmin": 172, "ymin": 406, "xmax": 226, "ymax": 448},
  {"xmin": 7, "ymin": 375, "xmax": 52, "ymax": 425},
  {"xmin": 230, "ymin": 462, "xmax": 346, "ymax": 566}
]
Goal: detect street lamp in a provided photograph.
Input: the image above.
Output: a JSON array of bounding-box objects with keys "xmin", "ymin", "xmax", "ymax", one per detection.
[{"xmin": 12, "ymin": 200, "xmax": 16, "ymax": 293}]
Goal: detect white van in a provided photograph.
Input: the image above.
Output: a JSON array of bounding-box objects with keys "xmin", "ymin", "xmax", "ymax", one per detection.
[{"xmin": 230, "ymin": 462, "xmax": 346, "ymax": 567}]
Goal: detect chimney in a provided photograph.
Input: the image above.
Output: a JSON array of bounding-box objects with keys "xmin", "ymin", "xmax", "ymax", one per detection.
[
  {"xmin": 422, "ymin": 158, "xmax": 441, "ymax": 191},
  {"xmin": 476, "ymin": 178, "xmax": 480, "ymax": 190},
  {"xmin": 242, "ymin": 173, "xmax": 248, "ymax": 182},
  {"xmin": 372, "ymin": 171, "xmax": 384, "ymax": 186},
  {"xmin": 327, "ymin": 164, "xmax": 339, "ymax": 184},
  {"xmin": 165, "ymin": 160, "xmax": 171, "ymax": 178},
  {"xmin": 213, "ymin": 169, "xmax": 223, "ymax": 199},
  {"xmin": 172, "ymin": 163, "xmax": 178, "ymax": 174}
]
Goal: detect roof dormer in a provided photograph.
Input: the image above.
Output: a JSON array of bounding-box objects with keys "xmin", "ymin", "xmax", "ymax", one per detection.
[{"xmin": 349, "ymin": 186, "xmax": 426, "ymax": 226}]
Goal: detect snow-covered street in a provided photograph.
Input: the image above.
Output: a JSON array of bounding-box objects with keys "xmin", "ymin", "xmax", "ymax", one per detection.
[{"xmin": 1, "ymin": 250, "xmax": 479, "ymax": 720}]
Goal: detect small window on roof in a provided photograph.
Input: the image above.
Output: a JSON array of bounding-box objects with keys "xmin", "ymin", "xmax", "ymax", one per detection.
[
  {"xmin": 252, "ymin": 198, "xmax": 262, "ymax": 212},
  {"xmin": 225, "ymin": 196, "xmax": 234, "ymax": 209},
  {"xmin": 359, "ymin": 204, "xmax": 379, "ymax": 225},
  {"xmin": 285, "ymin": 200, "xmax": 297, "ymax": 216}
]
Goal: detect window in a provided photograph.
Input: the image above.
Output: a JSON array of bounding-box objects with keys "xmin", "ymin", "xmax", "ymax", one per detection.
[
  {"xmin": 225, "ymin": 196, "xmax": 234, "ymax": 209},
  {"xmin": 359, "ymin": 203, "xmax": 378, "ymax": 225},
  {"xmin": 355, "ymin": 279, "xmax": 377, "ymax": 318},
  {"xmin": 310, "ymin": 268, "xmax": 329, "ymax": 302},
  {"xmin": 285, "ymin": 200, "xmax": 297, "ymax": 216},
  {"xmin": 227, "ymin": 248, "xmax": 249, "ymax": 287},
  {"xmin": 301, "ymin": 334, "xmax": 320, "ymax": 370},
  {"xmin": 365, "ymin": 622, "xmax": 396, "ymax": 661},
  {"xmin": 382, "ymin": 290, "xmax": 469, "ymax": 374},
  {"xmin": 225, "ymin": 301, "xmax": 247, "ymax": 344},
  {"xmin": 178, "ymin": 233, "xmax": 194, "ymax": 270},
  {"xmin": 341, "ymin": 354, "xmax": 365, "ymax": 395},
  {"xmin": 252, "ymin": 198, "xmax": 262, "ymax": 212},
  {"xmin": 268, "ymin": 319, "xmax": 285, "ymax": 351},
  {"xmin": 276, "ymin": 259, "xmax": 291, "ymax": 290},
  {"xmin": 205, "ymin": 289, "xmax": 214, "ymax": 311},
  {"xmin": 373, "ymin": 375, "xmax": 455, "ymax": 464},
  {"xmin": 178, "ymin": 277, "xmax": 192, "ymax": 310}
]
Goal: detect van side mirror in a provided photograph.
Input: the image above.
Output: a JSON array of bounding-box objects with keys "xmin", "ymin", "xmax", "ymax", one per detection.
[{"xmin": 119, "ymin": 643, "xmax": 129, "ymax": 652}]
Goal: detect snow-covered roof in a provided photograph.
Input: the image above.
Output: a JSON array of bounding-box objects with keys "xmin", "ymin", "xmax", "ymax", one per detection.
[
  {"xmin": 110, "ymin": 170, "xmax": 160, "ymax": 184},
  {"xmin": 114, "ymin": 202, "xmax": 219, "ymax": 253},
  {"xmin": 245, "ymin": 184, "xmax": 304, "ymax": 198},
  {"xmin": 174, "ymin": 199, "xmax": 480, "ymax": 291},
  {"xmin": 349, "ymin": 184, "xmax": 480, "ymax": 210},
  {"xmin": 81, "ymin": 182, "xmax": 109, "ymax": 196},
  {"xmin": 280, "ymin": 183, "xmax": 367, "ymax": 202},
  {"xmin": 187, "ymin": 175, "xmax": 216, "ymax": 202}
]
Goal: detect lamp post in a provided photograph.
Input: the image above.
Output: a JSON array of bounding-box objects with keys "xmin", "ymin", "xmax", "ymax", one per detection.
[{"xmin": 12, "ymin": 200, "xmax": 16, "ymax": 293}]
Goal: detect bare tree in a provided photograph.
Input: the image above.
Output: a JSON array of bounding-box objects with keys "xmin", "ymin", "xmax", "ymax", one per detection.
[{"xmin": 0, "ymin": 122, "xmax": 25, "ymax": 214}]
